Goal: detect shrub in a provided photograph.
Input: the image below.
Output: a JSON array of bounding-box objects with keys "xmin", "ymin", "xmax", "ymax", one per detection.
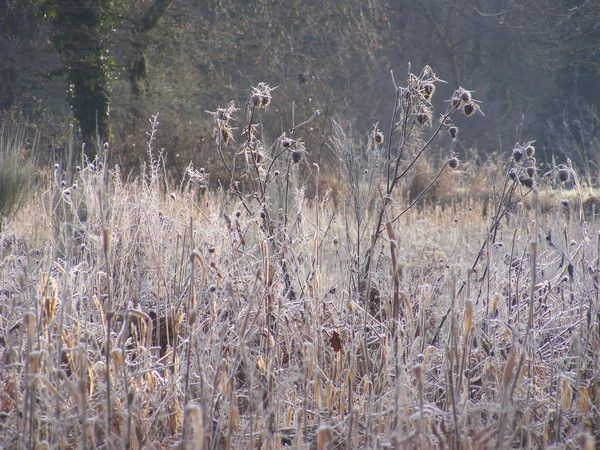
[{"xmin": 0, "ymin": 121, "xmax": 35, "ymax": 229}]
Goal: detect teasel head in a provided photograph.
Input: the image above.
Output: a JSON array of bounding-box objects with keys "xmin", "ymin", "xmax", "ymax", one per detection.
[
  {"xmin": 519, "ymin": 176, "xmax": 534, "ymax": 188},
  {"xmin": 460, "ymin": 89, "xmax": 472, "ymax": 103},
  {"xmin": 526, "ymin": 166, "xmax": 536, "ymax": 178},
  {"xmin": 448, "ymin": 156, "xmax": 460, "ymax": 169},
  {"xmin": 250, "ymin": 82, "xmax": 275, "ymax": 110},
  {"xmin": 374, "ymin": 130, "xmax": 384, "ymax": 145},
  {"xmin": 292, "ymin": 150, "xmax": 303, "ymax": 164},
  {"xmin": 463, "ymin": 102, "xmax": 477, "ymax": 117},
  {"xmin": 448, "ymin": 126, "xmax": 458, "ymax": 139},
  {"xmin": 416, "ymin": 107, "xmax": 432, "ymax": 126},
  {"xmin": 512, "ymin": 147, "xmax": 523, "ymax": 162},
  {"xmin": 281, "ymin": 137, "xmax": 294, "ymax": 148},
  {"xmin": 420, "ymin": 82, "xmax": 436, "ymax": 100},
  {"xmin": 525, "ymin": 145, "xmax": 535, "ymax": 157},
  {"xmin": 558, "ymin": 166, "xmax": 570, "ymax": 183}
]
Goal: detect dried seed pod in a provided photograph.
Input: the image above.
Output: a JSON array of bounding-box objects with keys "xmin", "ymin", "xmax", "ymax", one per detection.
[
  {"xmin": 292, "ymin": 150, "xmax": 302, "ymax": 163},
  {"xmin": 416, "ymin": 111, "xmax": 431, "ymax": 125},
  {"xmin": 448, "ymin": 157, "xmax": 460, "ymax": 169},
  {"xmin": 512, "ymin": 147, "xmax": 523, "ymax": 162},
  {"xmin": 449, "ymin": 126, "xmax": 458, "ymax": 139},
  {"xmin": 374, "ymin": 131, "xmax": 384, "ymax": 144},
  {"xmin": 558, "ymin": 167, "xmax": 570, "ymax": 182},
  {"xmin": 463, "ymin": 102, "xmax": 476, "ymax": 117},
  {"xmin": 460, "ymin": 90, "xmax": 472, "ymax": 103},
  {"xmin": 525, "ymin": 145, "xmax": 535, "ymax": 157},
  {"xmin": 519, "ymin": 176, "xmax": 534, "ymax": 188},
  {"xmin": 526, "ymin": 166, "xmax": 535, "ymax": 177},
  {"xmin": 421, "ymin": 82, "xmax": 435, "ymax": 100},
  {"xmin": 451, "ymin": 97, "xmax": 461, "ymax": 109},
  {"xmin": 251, "ymin": 94, "xmax": 262, "ymax": 107},
  {"xmin": 509, "ymin": 168, "xmax": 518, "ymax": 181}
]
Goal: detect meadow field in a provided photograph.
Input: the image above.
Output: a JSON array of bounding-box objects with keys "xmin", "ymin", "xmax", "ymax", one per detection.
[{"xmin": 1, "ymin": 69, "xmax": 599, "ymax": 449}]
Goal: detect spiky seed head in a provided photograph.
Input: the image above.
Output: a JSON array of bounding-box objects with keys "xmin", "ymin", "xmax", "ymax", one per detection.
[
  {"xmin": 252, "ymin": 94, "xmax": 262, "ymax": 108},
  {"xmin": 460, "ymin": 90, "xmax": 472, "ymax": 102},
  {"xmin": 421, "ymin": 82, "xmax": 435, "ymax": 100},
  {"xmin": 509, "ymin": 168, "xmax": 518, "ymax": 181},
  {"xmin": 282, "ymin": 138, "xmax": 294, "ymax": 148},
  {"xmin": 525, "ymin": 145, "xmax": 535, "ymax": 157},
  {"xmin": 374, "ymin": 131, "xmax": 384, "ymax": 144},
  {"xmin": 451, "ymin": 97, "xmax": 461, "ymax": 109},
  {"xmin": 513, "ymin": 147, "xmax": 523, "ymax": 162},
  {"xmin": 416, "ymin": 111, "xmax": 431, "ymax": 125},
  {"xmin": 558, "ymin": 167, "xmax": 570, "ymax": 182},
  {"xmin": 292, "ymin": 150, "xmax": 302, "ymax": 163},
  {"xmin": 449, "ymin": 126, "xmax": 458, "ymax": 139},
  {"xmin": 463, "ymin": 102, "xmax": 476, "ymax": 117},
  {"xmin": 526, "ymin": 166, "xmax": 535, "ymax": 177},
  {"xmin": 519, "ymin": 176, "xmax": 533, "ymax": 188},
  {"xmin": 448, "ymin": 157, "xmax": 460, "ymax": 169}
]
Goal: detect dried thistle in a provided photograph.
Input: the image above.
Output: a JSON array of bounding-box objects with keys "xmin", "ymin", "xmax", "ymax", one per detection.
[
  {"xmin": 251, "ymin": 82, "xmax": 276, "ymax": 110},
  {"xmin": 463, "ymin": 102, "xmax": 477, "ymax": 117},
  {"xmin": 420, "ymin": 82, "xmax": 436, "ymax": 100},
  {"xmin": 525, "ymin": 145, "xmax": 535, "ymax": 157},
  {"xmin": 416, "ymin": 107, "xmax": 432, "ymax": 126},
  {"xmin": 558, "ymin": 166, "xmax": 570, "ymax": 183},
  {"xmin": 513, "ymin": 147, "xmax": 523, "ymax": 162}
]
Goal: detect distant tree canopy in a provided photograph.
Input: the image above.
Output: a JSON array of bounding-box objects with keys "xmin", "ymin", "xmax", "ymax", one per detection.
[
  {"xmin": 1, "ymin": 0, "xmax": 599, "ymax": 170},
  {"xmin": 42, "ymin": 0, "xmax": 113, "ymax": 151}
]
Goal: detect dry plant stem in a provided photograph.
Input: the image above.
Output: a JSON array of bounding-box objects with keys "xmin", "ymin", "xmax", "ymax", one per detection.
[
  {"xmin": 508, "ymin": 228, "xmax": 518, "ymax": 322},
  {"xmin": 385, "ymin": 88, "xmax": 402, "ymax": 193},
  {"xmin": 526, "ymin": 241, "xmax": 537, "ymax": 340},
  {"xmin": 182, "ymin": 217, "xmax": 195, "ymax": 447},
  {"xmin": 101, "ymin": 222, "xmax": 114, "ymax": 444},
  {"xmin": 362, "ymin": 105, "xmax": 455, "ymax": 284}
]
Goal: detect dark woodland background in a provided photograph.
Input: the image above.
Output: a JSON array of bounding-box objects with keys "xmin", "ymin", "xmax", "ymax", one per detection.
[{"xmin": 1, "ymin": 0, "xmax": 599, "ymax": 176}]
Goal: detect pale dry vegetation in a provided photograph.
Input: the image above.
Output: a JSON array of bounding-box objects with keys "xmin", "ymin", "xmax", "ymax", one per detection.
[{"xmin": 0, "ymin": 68, "xmax": 599, "ymax": 450}]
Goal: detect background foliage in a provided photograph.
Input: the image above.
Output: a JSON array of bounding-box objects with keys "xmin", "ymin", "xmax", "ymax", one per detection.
[{"xmin": 1, "ymin": 0, "xmax": 599, "ymax": 174}]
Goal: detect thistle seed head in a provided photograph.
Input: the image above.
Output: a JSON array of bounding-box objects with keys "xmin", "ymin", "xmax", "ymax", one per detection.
[
  {"xmin": 449, "ymin": 126, "xmax": 458, "ymax": 139},
  {"xmin": 513, "ymin": 147, "xmax": 523, "ymax": 162},
  {"xmin": 463, "ymin": 102, "xmax": 476, "ymax": 117}
]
